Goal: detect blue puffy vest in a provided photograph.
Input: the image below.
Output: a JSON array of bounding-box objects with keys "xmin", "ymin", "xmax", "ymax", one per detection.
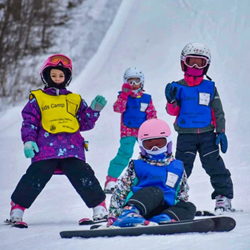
[
  {"xmin": 172, "ymin": 80, "xmax": 215, "ymax": 128},
  {"xmin": 132, "ymin": 159, "xmax": 184, "ymax": 206},
  {"xmin": 123, "ymin": 93, "xmax": 151, "ymax": 128}
]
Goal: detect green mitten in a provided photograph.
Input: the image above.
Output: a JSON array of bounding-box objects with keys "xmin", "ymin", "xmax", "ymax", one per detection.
[
  {"xmin": 90, "ymin": 95, "xmax": 107, "ymax": 111},
  {"xmin": 24, "ymin": 141, "xmax": 39, "ymax": 158}
]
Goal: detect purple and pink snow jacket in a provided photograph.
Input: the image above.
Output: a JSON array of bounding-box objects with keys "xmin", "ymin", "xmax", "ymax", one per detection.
[
  {"xmin": 113, "ymin": 90, "xmax": 157, "ymax": 138},
  {"xmin": 21, "ymin": 88, "xmax": 100, "ymax": 163}
]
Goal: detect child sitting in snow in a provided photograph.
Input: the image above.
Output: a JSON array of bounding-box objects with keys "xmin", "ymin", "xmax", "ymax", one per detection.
[{"xmin": 106, "ymin": 119, "xmax": 196, "ymax": 227}]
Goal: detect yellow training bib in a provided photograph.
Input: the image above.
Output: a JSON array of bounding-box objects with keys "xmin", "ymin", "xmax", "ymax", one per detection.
[{"xmin": 30, "ymin": 89, "xmax": 81, "ymax": 134}]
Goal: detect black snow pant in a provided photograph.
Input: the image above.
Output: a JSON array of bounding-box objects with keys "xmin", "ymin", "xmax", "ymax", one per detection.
[
  {"xmin": 11, "ymin": 158, "xmax": 106, "ymax": 209},
  {"xmin": 127, "ymin": 186, "xmax": 196, "ymax": 221},
  {"xmin": 175, "ymin": 132, "xmax": 234, "ymax": 199}
]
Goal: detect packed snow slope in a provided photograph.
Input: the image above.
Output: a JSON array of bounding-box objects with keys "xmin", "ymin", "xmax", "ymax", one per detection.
[{"xmin": 0, "ymin": 0, "xmax": 250, "ymax": 249}]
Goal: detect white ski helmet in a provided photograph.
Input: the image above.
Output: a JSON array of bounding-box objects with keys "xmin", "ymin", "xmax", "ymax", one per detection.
[
  {"xmin": 123, "ymin": 67, "xmax": 145, "ymax": 88},
  {"xmin": 180, "ymin": 42, "xmax": 211, "ymax": 74}
]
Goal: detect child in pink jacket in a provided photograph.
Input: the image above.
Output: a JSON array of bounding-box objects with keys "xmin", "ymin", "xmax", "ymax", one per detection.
[{"xmin": 104, "ymin": 67, "xmax": 157, "ymax": 193}]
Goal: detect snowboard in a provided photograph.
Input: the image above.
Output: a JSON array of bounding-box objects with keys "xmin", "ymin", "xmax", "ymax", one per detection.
[{"xmin": 60, "ymin": 216, "xmax": 235, "ymax": 239}]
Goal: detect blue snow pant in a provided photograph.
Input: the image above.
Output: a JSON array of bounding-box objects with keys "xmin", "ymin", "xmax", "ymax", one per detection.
[
  {"xmin": 11, "ymin": 158, "xmax": 106, "ymax": 208},
  {"xmin": 175, "ymin": 132, "xmax": 233, "ymax": 199},
  {"xmin": 108, "ymin": 136, "xmax": 137, "ymax": 178}
]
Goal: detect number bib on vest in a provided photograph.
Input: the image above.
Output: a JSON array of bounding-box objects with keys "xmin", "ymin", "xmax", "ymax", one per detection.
[{"xmin": 30, "ymin": 89, "xmax": 81, "ymax": 134}]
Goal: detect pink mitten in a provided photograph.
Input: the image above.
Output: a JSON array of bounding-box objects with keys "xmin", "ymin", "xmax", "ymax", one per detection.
[{"xmin": 120, "ymin": 83, "xmax": 132, "ymax": 99}]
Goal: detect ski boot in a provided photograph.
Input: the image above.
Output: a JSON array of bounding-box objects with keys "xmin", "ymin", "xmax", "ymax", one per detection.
[
  {"xmin": 5, "ymin": 201, "xmax": 28, "ymax": 228},
  {"xmin": 104, "ymin": 175, "xmax": 117, "ymax": 194},
  {"xmin": 79, "ymin": 200, "xmax": 108, "ymax": 225},
  {"xmin": 149, "ymin": 213, "xmax": 173, "ymax": 224},
  {"xmin": 113, "ymin": 205, "xmax": 148, "ymax": 228},
  {"xmin": 215, "ymin": 195, "xmax": 232, "ymax": 213},
  {"xmin": 93, "ymin": 200, "xmax": 108, "ymax": 221}
]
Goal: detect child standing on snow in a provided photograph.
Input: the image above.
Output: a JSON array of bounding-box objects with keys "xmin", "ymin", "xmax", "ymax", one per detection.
[
  {"xmin": 8, "ymin": 54, "xmax": 108, "ymax": 227},
  {"xmin": 165, "ymin": 42, "xmax": 234, "ymax": 212},
  {"xmin": 106, "ymin": 119, "xmax": 196, "ymax": 227},
  {"xmin": 104, "ymin": 67, "xmax": 157, "ymax": 193}
]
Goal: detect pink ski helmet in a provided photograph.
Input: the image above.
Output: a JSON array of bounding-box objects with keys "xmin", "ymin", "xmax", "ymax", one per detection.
[
  {"xmin": 138, "ymin": 119, "xmax": 172, "ymax": 156},
  {"xmin": 40, "ymin": 54, "xmax": 73, "ymax": 87}
]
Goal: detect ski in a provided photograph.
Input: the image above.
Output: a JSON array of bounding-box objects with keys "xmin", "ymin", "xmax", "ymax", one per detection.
[
  {"xmin": 79, "ymin": 217, "xmax": 108, "ymax": 225},
  {"xmin": 196, "ymin": 210, "xmax": 216, "ymax": 216},
  {"xmin": 4, "ymin": 219, "xmax": 28, "ymax": 228},
  {"xmin": 196, "ymin": 208, "xmax": 243, "ymax": 217},
  {"xmin": 60, "ymin": 217, "xmax": 215, "ymax": 239},
  {"xmin": 60, "ymin": 216, "xmax": 236, "ymax": 239},
  {"xmin": 90, "ymin": 216, "xmax": 236, "ymax": 232},
  {"xmin": 103, "ymin": 190, "xmax": 114, "ymax": 194},
  {"xmin": 210, "ymin": 216, "xmax": 236, "ymax": 232}
]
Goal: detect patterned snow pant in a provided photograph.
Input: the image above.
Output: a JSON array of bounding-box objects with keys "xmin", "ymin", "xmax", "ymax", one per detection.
[
  {"xmin": 11, "ymin": 157, "xmax": 106, "ymax": 208},
  {"xmin": 175, "ymin": 132, "xmax": 234, "ymax": 199}
]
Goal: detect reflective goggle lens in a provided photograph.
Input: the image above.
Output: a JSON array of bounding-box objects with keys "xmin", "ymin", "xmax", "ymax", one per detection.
[
  {"xmin": 127, "ymin": 78, "xmax": 142, "ymax": 85},
  {"xmin": 184, "ymin": 56, "xmax": 208, "ymax": 69},
  {"xmin": 50, "ymin": 55, "xmax": 71, "ymax": 65},
  {"xmin": 142, "ymin": 137, "xmax": 167, "ymax": 150}
]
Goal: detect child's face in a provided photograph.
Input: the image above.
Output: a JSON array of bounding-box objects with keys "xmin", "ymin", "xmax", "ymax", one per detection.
[
  {"xmin": 127, "ymin": 77, "xmax": 142, "ymax": 90},
  {"xmin": 50, "ymin": 69, "xmax": 65, "ymax": 85},
  {"xmin": 142, "ymin": 137, "xmax": 167, "ymax": 151}
]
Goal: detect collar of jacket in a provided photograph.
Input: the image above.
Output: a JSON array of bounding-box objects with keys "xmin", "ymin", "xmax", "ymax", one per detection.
[
  {"xmin": 139, "ymin": 153, "xmax": 174, "ymax": 166},
  {"xmin": 184, "ymin": 73, "xmax": 204, "ymax": 86}
]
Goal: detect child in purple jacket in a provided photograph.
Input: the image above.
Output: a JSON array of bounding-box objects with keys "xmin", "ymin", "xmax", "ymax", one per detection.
[{"xmin": 7, "ymin": 54, "xmax": 108, "ymax": 228}]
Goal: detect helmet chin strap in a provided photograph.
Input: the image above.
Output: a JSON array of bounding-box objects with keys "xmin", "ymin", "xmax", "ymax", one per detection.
[
  {"xmin": 132, "ymin": 85, "xmax": 144, "ymax": 94},
  {"xmin": 132, "ymin": 89, "xmax": 140, "ymax": 94}
]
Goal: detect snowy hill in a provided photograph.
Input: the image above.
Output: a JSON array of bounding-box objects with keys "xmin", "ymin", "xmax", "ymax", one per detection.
[{"xmin": 0, "ymin": 0, "xmax": 250, "ymax": 249}]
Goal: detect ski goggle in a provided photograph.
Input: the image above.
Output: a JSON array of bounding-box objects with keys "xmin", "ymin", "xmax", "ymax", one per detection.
[
  {"xmin": 183, "ymin": 55, "xmax": 208, "ymax": 69},
  {"xmin": 49, "ymin": 55, "xmax": 71, "ymax": 66},
  {"xmin": 142, "ymin": 137, "xmax": 167, "ymax": 151},
  {"xmin": 126, "ymin": 77, "xmax": 142, "ymax": 86}
]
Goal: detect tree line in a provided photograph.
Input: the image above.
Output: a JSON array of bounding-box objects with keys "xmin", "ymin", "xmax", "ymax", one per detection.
[{"xmin": 0, "ymin": 0, "xmax": 81, "ymax": 104}]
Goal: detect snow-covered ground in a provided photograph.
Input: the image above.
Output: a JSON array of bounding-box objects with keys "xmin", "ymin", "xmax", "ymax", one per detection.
[{"xmin": 1, "ymin": 0, "xmax": 250, "ymax": 249}]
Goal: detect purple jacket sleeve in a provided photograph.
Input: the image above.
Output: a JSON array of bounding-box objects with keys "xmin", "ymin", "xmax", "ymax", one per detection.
[
  {"xmin": 21, "ymin": 98, "xmax": 41, "ymax": 143},
  {"xmin": 77, "ymin": 99, "xmax": 100, "ymax": 131}
]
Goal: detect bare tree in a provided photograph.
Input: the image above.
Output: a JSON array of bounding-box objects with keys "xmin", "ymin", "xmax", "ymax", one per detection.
[{"xmin": 0, "ymin": 0, "xmax": 62, "ymax": 99}]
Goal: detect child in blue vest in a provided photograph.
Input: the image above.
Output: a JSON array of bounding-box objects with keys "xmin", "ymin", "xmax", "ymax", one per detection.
[
  {"xmin": 165, "ymin": 42, "xmax": 234, "ymax": 212},
  {"xmin": 106, "ymin": 119, "xmax": 196, "ymax": 227},
  {"xmin": 104, "ymin": 67, "xmax": 157, "ymax": 193}
]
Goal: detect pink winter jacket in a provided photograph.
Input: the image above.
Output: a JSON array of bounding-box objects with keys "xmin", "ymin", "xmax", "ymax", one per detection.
[{"xmin": 114, "ymin": 90, "xmax": 157, "ymax": 138}]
